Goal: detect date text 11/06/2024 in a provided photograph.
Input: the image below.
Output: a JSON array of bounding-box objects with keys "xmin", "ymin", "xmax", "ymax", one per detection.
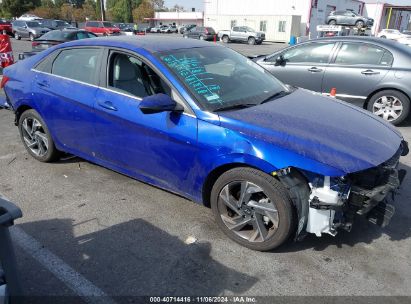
[{"xmin": 149, "ymin": 296, "xmax": 257, "ymax": 303}]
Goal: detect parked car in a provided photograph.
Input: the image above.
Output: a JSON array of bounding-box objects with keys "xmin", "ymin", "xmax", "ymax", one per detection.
[
  {"xmin": 183, "ymin": 26, "xmax": 217, "ymax": 41},
  {"xmin": 218, "ymin": 26, "xmax": 265, "ymax": 45},
  {"xmin": 397, "ymin": 36, "xmax": 411, "ymax": 47},
  {"xmin": 2, "ymin": 36, "xmax": 408, "ymax": 251},
  {"xmin": 179, "ymin": 24, "xmax": 196, "ymax": 34},
  {"xmin": 377, "ymin": 29, "xmax": 410, "ymax": 40},
  {"xmin": 326, "ymin": 10, "xmax": 373, "ymax": 28},
  {"xmin": 11, "ymin": 20, "xmax": 50, "ymax": 41},
  {"xmin": 164, "ymin": 25, "xmax": 178, "ymax": 33},
  {"xmin": 32, "ymin": 30, "xmax": 97, "ymax": 51},
  {"xmin": 38, "ymin": 19, "xmax": 75, "ymax": 30},
  {"xmin": 150, "ymin": 25, "xmax": 168, "ymax": 33},
  {"xmin": 0, "ymin": 19, "xmax": 12, "ymax": 35},
  {"xmin": 254, "ymin": 36, "xmax": 411, "ymax": 125},
  {"xmin": 114, "ymin": 23, "xmax": 134, "ymax": 36},
  {"xmin": 17, "ymin": 14, "xmax": 42, "ymax": 21},
  {"xmin": 84, "ymin": 21, "xmax": 121, "ymax": 36},
  {"xmin": 402, "ymin": 30, "xmax": 411, "ymax": 35}
]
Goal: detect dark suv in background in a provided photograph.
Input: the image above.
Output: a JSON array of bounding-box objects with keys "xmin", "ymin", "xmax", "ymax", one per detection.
[
  {"xmin": 39, "ymin": 19, "xmax": 75, "ymax": 30},
  {"xmin": 183, "ymin": 26, "xmax": 217, "ymax": 41},
  {"xmin": 326, "ymin": 10, "xmax": 373, "ymax": 28}
]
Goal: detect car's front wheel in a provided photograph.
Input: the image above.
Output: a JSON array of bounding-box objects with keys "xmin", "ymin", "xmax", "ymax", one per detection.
[
  {"xmin": 211, "ymin": 167, "xmax": 295, "ymax": 251},
  {"xmin": 222, "ymin": 35, "xmax": 229, "ymax": 43},
  {"xmin": 18, "ymin": 109, "xmax": 60, "ymax": 162},
  {"xmin": 14, "ymin": 32, "xmax": 20, "ymax": 40},
  {"xmin": 355, "ymin": 20, "xmax": 364, "ymax": 28},
  {"xmin": 248, "ymin": 37, "xmax": 256, "ymax": 45},
  {"xmin": 328, "ymin": 20, "xmax": 337, "ymax": 25},
  {"xmin": 367, "ymin": 90, "xmax": 410, "ymax": 125}
]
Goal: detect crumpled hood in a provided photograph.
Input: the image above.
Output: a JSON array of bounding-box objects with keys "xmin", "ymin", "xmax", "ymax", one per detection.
[{"xmin": 218, "ymin": 89, "xmax": 403, "ymax": 175}]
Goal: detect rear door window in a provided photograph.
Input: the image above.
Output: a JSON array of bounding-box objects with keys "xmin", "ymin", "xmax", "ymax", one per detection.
[
  {"xmin": 334, "ymin": 43, "xmax": 393, "ymax": 66},
  {"xmin": 52, "ymin": 48, "xmax": 102, "ymax": 85}
]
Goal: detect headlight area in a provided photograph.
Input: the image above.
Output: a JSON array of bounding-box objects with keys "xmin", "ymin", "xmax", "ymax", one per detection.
[
  {"xmin": 306, "ymin": 147, "xmax": 406, "ymax": 238},
  {"xmin": 277, "ymin": 144, "xmax": 407, "ymax": 239}
]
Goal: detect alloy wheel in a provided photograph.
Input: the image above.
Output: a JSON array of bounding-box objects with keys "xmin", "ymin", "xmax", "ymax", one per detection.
[
  {"xmin": 21, "ymin": 117, "xmax": 49, "ymax": 157},
  {"xmin": 372, "ymin": 95, "xmax": 403, "ymax": 122},
  {"xmin": 217, "ymin": 181, "xmax": 279, "ymax": 243}
]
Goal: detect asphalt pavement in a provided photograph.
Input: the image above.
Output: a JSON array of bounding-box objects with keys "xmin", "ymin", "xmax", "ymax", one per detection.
[{"xmin": 0, "ymin": 37, "xmax": 410, "ymax": 302}]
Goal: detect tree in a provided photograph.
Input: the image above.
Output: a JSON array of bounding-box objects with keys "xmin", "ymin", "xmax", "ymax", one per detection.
[
  {"xmin": 1, "ymin": 0, "xmax": 42, "ymax": 18},
  {"xmin": 31, "ymin": 5, "xmax": 60, "ymax": 18},
  {"xmin": 172, "ymin": 4, "xmax": 184, "ymax": 12},
  {"xmin": 132, "ymin": 0, "xmax": 154, "ymax": 23}
]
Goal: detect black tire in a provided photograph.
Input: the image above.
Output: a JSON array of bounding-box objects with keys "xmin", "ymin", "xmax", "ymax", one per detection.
[
  {"xmin": 328, "ymin": 20, "xmax": 337, "ymax": 25},
  {"xmin": 199, "ymin": 35, "xmax": 204, "ymax": 40},
  {"xmin": 14, "ymin": 32, "xmax": 20, "ymax": 40},
  {"xmin": 247, "ymin": 37, "xmax": 256, "ymax": 45},
  {"xmin": 367, "ymin": 90, "xmax": 410, "ymax": 125},
  {"xmin": 210, "ymin": 167, "xmax": 295, "ymax": 251},
  {"xmin": 222, "ymin": 35, "xmax": 229, "ymax": 43},
  {"xmin": 18, "ymin": 109, "xmax": 60, "ymax": 162},
  {"xmin": 355, "ymin": 20, "xmax": 364, "ymax": 28},
  {"xmin": 380, "ymin": 35, "xmax": 386, "ymax": 38}
]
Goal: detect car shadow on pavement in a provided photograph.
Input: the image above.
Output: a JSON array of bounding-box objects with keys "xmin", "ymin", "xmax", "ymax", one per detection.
[
  {"xmin": 277, "ymin": 161, "xmax": 411, "ymax": 253},
  {"xmin": 15, "ymin": 218, "xmax": 258, "ymax": 300}
]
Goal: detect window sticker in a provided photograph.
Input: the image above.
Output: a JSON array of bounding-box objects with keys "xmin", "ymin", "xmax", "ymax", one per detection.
[{"xmin": 161, "ymin": 55, "xmax": 223, "ymax": 104}]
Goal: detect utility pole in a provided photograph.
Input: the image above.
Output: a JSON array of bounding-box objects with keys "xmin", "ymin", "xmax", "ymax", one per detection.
[{"xmin": 100, "ymin": 0, "xmax": 106, "ymax": 21}]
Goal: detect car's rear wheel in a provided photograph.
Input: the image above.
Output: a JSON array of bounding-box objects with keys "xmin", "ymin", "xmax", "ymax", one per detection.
[
  {"xmin": 222, "ymin": 35, "xmax": 229, "ymax": 43},
  {"xmin": 29, "ymin": 33, "xmax": 34, "ymax": 41},
  {"xmin": 14, "ymin": 32, "xmax": 20, "ymax": 40},
  {"xmin": 380, "ymin": 35, "xmax": 386, "ymax": 38},
  {"xmin": 210, "ymin": 167, "xmax": 295, "ymax": 251},
  {"xmin": 248, "ymin": 37, "xmax": 256, "ymax": 45},
  {"xmin": 355, "ymin": 20, "xmax": 364, "ymax": 28},
  {"xmin": 367, "ymin": 90, "xmax": 410, "ymax": 125},
  {"xmin": 328, "ymin": 20, "xmax": 337, "ymax": 25},
  {"xmin": 18, "ymin": 109, "xmax": 60, "ymax": 162},
  {"xmin": 199, "ymin": 35, "xmax": 204, "ymax": 40}
]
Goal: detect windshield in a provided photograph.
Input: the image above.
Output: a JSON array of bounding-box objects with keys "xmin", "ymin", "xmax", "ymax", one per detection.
[
  {"xmin": 158, "ymin": 46, "xmax": 288, "ymax": 111},
  {"xmin": 27, "ymin": 21, "xmax": 40, "ymax": 27},
  {"xmin": 102, "ymin": 22, "xmax": 114, "ymax": 28}
]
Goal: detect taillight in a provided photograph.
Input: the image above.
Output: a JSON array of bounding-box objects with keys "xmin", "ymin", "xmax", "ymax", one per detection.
[
  {"xmin": 32, "ymin": 41, "xmax": 39, "ymax": 47},
  {"xmin": 1, "ymin": 76, "xmax": 10, "ymax": 89}
]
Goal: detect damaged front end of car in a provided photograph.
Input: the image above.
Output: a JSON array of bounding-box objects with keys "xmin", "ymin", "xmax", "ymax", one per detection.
[{"xmin": 280, "ymin": 140, "xmax": 409, "ymax": 239}]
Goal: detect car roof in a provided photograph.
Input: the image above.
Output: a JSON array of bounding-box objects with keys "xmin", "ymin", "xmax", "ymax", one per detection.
[
  {"xmin": 60, "ymin": 35, "xmax": 220, "ymax": 53},
  {"xmin": 306, "ymin": 36, "xmax": 402, "ymax": 48}
]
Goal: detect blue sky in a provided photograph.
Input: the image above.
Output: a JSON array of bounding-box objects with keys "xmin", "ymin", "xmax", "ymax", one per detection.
[{"xmin": 164, "ymin": 0, "xmax": 204, "ymax": 11}]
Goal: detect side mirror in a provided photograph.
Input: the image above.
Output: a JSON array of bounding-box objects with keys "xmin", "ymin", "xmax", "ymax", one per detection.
[
  {"xmin": 275, "ymin": 55, "xmax": 286, "ymax": 66},
  {"xmin": 139, "ymin": 93, "xmax": 184, "ymax": 114}
]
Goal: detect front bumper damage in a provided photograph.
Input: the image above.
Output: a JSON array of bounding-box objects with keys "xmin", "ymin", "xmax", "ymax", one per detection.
[{"xmin": 280, "ymin": 140, "xmax": 408, "ymax": 239}]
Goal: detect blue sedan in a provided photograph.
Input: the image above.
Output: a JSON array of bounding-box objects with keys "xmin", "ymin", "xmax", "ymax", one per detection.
[{"xmin": 2, "ymin": 36, "xmax": 408, "ymax": 251}]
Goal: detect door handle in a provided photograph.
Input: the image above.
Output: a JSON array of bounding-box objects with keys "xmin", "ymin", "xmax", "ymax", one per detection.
[
  {"xmin": 36, "ymin": 80, "xmax": 49, "ymax": 88},
  {"xmin": 97, "ymin": 100, "xmax": 118, "ymax": 111},
  {"xmin": 307, "ymin": 67, "xmax": 323, "ymax": 72},
  {"xmin": 361, "ymin": 69, "xmax": 380, "ymax": 75}
]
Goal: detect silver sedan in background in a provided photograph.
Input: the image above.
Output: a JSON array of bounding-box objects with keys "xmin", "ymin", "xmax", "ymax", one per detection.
[{"xmin": 255, "ymin": 37, "xmax": 411, "ymax": 125}]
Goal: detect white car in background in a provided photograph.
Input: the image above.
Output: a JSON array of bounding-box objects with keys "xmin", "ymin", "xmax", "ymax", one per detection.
[
  {"xmin": 377, "ymin": 28, "xmax": 410, "ymax": 40},
  {"xmin": 397, "ymin": 36, "xmax": 411, "ymax": 46},
  {"xmin": 17, "ymin": 14, "xmax": 42, "ymax": 21}
]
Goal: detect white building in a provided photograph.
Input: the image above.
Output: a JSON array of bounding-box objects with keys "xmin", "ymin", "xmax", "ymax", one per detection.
[
  {"xmin": 145, "ymin": 11, "xmax": 203, "ymax": 27},
  {"xmin": 204, "ymin": 0, "xmax": 411, "ymax": 42}
]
